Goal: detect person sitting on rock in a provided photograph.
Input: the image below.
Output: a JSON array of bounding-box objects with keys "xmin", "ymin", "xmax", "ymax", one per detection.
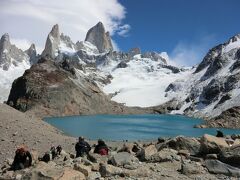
[
  {"xmin": 11, "ymin": 146, "xmax": 32, "ymax": 171},
  {"xmin": 94, "ymin": 139, "xmax": 109, "ymax": 155},
  {"xmin": 216, "ymin": 129, "xmax": 224, "ymax": 137},
  {"xmin": 75, "ymin": 136, "xmax": 91, "ymax": 157}
]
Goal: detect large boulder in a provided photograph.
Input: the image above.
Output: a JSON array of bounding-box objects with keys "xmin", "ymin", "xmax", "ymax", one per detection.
[
  {"xmin": 219, "ymin": 145, "xmax": 240, "ymax": 168},
  {"xmin": 22, "ymin": 161, "xmax": 62, "ymax": 179},
  {"xmin": 148, "ymin": 148, "xmax": 180, "ymax": 163},
  {"xmin": 200, "ymin": 134, "xmax": 229, "ymax": 154},
  {"xmin": 110, "ymin": 152, "xmax": 139, "ymax": 167},
  {"xmin": 181, "ymin": 161, "xmax": 205, "ymax": 175},
  {"xmin": 99, "ymin": 163, "xmax": 150, "ymax": 178},
  {"xmin": 157, "ymin": 136, "xmax": 201, "ymax": 156},
  {"xmin": 74, "ymin": 164, "xmax": 92, "ymax": 177},
  {"xmin": 205, "ymin": 159, "xmax": 240, "ymax": 177},
  {"xmin": 136, "ymin": 144, "xmax": 157, "ymax": 161}
]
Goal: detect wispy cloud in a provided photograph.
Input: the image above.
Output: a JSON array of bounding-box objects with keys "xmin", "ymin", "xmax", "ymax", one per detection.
[
  {"xmin": 0, "ymin": 0, "xmax": 128, "ymax": 51},
  {"xmin": 169, "ymin": 34, "xmax": 217, "ymax": 67},
  {"xmin": 117, "ymin": 24, "xmax": 131, "ymax": 37}
]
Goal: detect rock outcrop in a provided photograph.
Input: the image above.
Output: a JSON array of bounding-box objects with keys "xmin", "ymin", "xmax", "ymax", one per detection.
[
  {"xmin": 6, "ymin": 57, "xmax": 150, "ymax": 118},
  {"xmin": 85, "ymin": 22, "xmax": 113, "ymax": 53}
]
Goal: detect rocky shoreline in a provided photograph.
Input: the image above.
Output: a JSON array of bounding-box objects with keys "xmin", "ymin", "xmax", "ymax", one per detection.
[{"xmin": 1, "ymin": 103, "xmax": 240, "ymax": 179}]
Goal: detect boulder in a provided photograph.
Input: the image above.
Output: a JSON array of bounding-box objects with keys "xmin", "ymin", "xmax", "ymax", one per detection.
[
  {"xmin": 148, "ymin": 148, "xmax": 180, "ymax": 163},
  {"xmin": 157, "ymin": 136, "xmax": 200, "ymax": 156},
  {"xmin": 110, "ymin": 152, "xmax": 139, "ymax": 167},
  {"xmin": 200, "ymin": 134, "xmax": 229, "ymax": 154},
  {"xmin": 205, "ymin": 159, "xmax": 240, "ymax": 177},
  {"xmin": 74, "ymin": 164, "xmax": 91, "ymax": 177},
  {"xmin": 22, "ymin": 161, "xmax": 63, "ymax": 179},
  {"xmin": 99, "ymin": 163, "xmax": 150, "ymax": 178},
  {"xmin": 181, "ymin": 161, "xmax": 205, "ymax": 175},
  {"xmin": 137, "ymin": 144, "xmax": 157, "ymax": 161},
  {"xmin": 60, "ymin": 168, "xmax": 86, "ymax": 180},
  {"xmin": 205, "ymin": 154, "xmax": 218, "ymax": 160},
  {"xmin": 219, "ymin": 145, "xmax": 240, "ymax": 168}
]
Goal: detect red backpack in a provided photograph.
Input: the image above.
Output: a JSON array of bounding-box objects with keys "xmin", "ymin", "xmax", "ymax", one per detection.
[{"xmin": 99, "ymin": 148, "xmax": 108, "ymax": 155}]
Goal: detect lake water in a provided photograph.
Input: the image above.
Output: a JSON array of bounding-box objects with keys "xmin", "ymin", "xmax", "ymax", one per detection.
[{"xmin": 45, "ymin": 114, "xmax": 240, "ymax": 141}]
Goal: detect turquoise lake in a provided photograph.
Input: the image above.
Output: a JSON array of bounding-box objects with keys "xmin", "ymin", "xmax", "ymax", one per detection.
[{"xmin": 45, "ymin": 114, "xmax": 240, "ymax": 141}]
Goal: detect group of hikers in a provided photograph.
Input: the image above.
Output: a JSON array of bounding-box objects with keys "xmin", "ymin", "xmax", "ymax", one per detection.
[
  {"xmin": 10, "ymin": 136, "xmax": 109, "ymax": 171},
  {"xmin": 9, "ymin": 130, "xmax": 228, "ymax": 171}
]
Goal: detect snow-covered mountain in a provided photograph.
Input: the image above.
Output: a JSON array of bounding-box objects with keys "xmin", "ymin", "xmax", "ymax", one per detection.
[
  {"xmin": 167, "ymin": 34, "xmax": 240, "ymax": 118},
  {"xmin": 0, "ymin": 33, "xmax": 37, "ymax": 102},
  {"xmin": 1, "ymin": 22, "xmax": 240, "ymax": 124}
]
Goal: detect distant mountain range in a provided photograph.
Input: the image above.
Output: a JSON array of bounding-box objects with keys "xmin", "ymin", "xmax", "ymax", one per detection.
[{"xmin": 1, "ymin": 22, "xmax": 240, "ymax": 128}]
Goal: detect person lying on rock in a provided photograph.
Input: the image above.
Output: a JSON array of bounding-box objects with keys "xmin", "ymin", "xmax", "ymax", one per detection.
[
  {"xmin": 75, "ymin": 136, "xmax": 91, "ymax": 157},
  {"xmin": 94, "ymin": 139, "xmax": 109, "ymax": 155},
  {"xmin": 11, "ymin": 146, "xmax": 32, "ymax": 171}
]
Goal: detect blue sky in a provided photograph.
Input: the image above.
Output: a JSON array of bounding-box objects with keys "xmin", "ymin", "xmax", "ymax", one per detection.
[{"xmin": 114, "ymin": 0, "xmax": 240, "ymax": 65}]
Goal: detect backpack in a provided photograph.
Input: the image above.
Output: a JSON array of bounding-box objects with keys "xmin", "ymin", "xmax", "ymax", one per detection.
[{"xmin": 99, "ymin": 148, "xmax": 108, "ymax": 156}]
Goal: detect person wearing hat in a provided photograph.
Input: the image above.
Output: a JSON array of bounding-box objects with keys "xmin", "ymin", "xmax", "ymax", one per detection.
[
  {"xmin": 11, "ymin": 146, "xmax": 32, "ymax": 171},
  {"xmin": 75, "ymin": 136, "xmax": 91, "ymax": 157}
]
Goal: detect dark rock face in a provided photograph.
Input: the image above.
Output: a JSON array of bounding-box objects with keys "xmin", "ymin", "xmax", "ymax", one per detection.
[
  {"xmin": 195, "ymin": 44, "xmax": 223, "ymax": 73},
  {"xmin": 6, "ymin": 58, "xmax": 150, "ymax": 117},
  {"xmin": 158, "ymin": 64, "xmax": 181, "ymax": 73},
  {"xmin": 116, "ymin": 61, "xmax": 128, "ymax": 69},
  {"xmin": 201, "ymin": 79, "xmax": 224, "ymax": 104},
  {"xmin": 85, "ymin": 22, "xmax": 113, "ymax": 53},
  {"xmin": 142, "ymin": 52, "xmax": 167, "ymax": 64},
  {"xmin": 203, "ymin": 55, "xmax": 228, "ymax": 78},
  {"xmin": 207, "ymin": 107, "xmax": 240, "ymax": 129}
]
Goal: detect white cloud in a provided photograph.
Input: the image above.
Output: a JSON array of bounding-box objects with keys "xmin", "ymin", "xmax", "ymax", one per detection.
[
  {"xmin": 117, "ymin": 24, "xmax": 131, "ymax": 37},
  {"xmin": 0, "ymin": 0, "xmax": 128, "ymax": 51},
  {"xmin": 169, "ymin": 35, "xmax": 217, "ymax": 67}
]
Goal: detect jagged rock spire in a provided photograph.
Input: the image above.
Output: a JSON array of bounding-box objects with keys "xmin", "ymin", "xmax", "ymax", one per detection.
[
  {"xmin": 41, "ymin": 24, "xmax": 60, "ymax": 59},
  {"xmin": 25, "ymin": 43, "xmax": 37, "ymax": 64},
  {"xmin": 85, "ymin": 22, "xmax": 113, "ymax": 53}
]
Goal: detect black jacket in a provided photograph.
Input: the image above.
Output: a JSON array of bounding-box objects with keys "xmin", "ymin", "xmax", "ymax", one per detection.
[
  {"xmin": 75, "ymin": 141, "xmax": 91, "ymax": 157},
  {"xmin": 12, "ymin": 151, "xmax": 32, "ymax": 170}
]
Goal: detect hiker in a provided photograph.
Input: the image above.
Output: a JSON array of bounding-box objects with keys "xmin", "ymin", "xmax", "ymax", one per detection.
[
  {"xmin": 56, "ymin": 145, "xmax": 62, "ymax": 155},
  {"xmin": 40, "ymin": 145, "xmax": 62, "ymax": 163},
  {"xmin": 94, "ymin": 139, "xmax": 109, "ymax": 155},
  {"xmin": 11, "ymin": 146, "xmax": 32, "ymax": 171},
  {"xmin": 216, "ymin": 129, "xmax": 224, "ymax": 137},
  {"xmin": 75, "ymin": 136, "xmax": 91, "ymax": 157}
]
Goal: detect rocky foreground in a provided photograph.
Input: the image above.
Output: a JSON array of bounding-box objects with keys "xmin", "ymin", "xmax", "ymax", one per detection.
[{"xmin": 1, "ymin": 103, "xmax": 240, "ymax": 179}]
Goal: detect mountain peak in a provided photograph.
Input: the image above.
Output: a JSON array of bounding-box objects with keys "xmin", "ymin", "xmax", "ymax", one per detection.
[
  {"xmin": 41, "ymin": 24, "xmax": 61, "ymax": 58},
  {"xmin": 85, "ymin": 22, "xmax": 113, "ymax": 53},
  {"xmin": 0, "ymin": 33, "xmax": 11, "ymax": 51},
  {"xmin": 50, "ymin": 24, "xmax": 60, "ymax": 38}
]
